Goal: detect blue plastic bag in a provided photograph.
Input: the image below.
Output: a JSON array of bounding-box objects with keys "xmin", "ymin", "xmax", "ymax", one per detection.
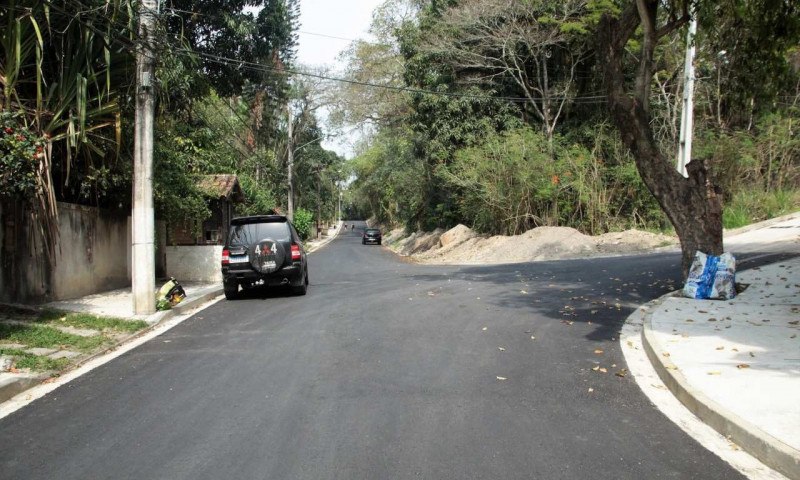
[{"xmin": 683, "ymin": 251, "xmax": 736, "ymax": 300}]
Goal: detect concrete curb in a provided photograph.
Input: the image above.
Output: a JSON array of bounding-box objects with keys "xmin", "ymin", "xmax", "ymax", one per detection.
[
  {"xmin": 724, "ymin": 211, "xmax": 800, "ymax": 238},
  {"xmin": 640, "ymin": 300, "xmax": 800, "ymax": 480},
  {"xmin": 0, "ymin": 373, "xmax": 49, "ymax": 404},
  {"xmin": 145, "ymin": 287, "xmax": 223, "ymax": 325}
]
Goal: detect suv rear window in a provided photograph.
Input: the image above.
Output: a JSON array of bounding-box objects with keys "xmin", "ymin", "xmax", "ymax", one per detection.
[{"xmin": 228, "ymin": 222, "xmax": 291, "ymax": 247}]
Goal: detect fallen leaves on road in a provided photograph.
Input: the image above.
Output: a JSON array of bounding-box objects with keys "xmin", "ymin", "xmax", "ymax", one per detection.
[
  {"xmin": 737, "ymin": 364, "xmax": 750, "ymax": 369},
  {"xmin": 592, "ymin": 366, "xmax": 608, "ymax": 373},
  {"xmin": 615, "ymin": 369, "xmax": 628, "ymax": 378},
  {"xmin": 594, "ymin": 349, "xmax": 604, "ymax": 355},
  {"xmin": 496, "ymin": 376, "xmax": 507, "ymax": 381}
]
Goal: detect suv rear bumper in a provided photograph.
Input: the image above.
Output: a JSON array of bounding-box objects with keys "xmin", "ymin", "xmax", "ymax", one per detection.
[{"xmin": 223, "ymin": 264, "xmax": 303, "ymax": 286}]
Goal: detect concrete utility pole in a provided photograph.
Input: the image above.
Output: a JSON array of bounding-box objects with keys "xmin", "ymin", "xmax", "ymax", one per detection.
[
  {"xmin": 132, "ymin": 0, "xmax": 158, "ymax": 315},
  {"xmin": 677, "ymin": 16, "xmax": 697, "ymax": 178},
  {"xmin": 287, "ymin": 106, "xmax": 294, "ymax": 221}
]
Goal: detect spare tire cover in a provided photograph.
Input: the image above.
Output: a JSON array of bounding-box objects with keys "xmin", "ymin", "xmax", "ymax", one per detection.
[{"xmin": 249, "ymin": 238, "xmax": 286, "ymax": 274}]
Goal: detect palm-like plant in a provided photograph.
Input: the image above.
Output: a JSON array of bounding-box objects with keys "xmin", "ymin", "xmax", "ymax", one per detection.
[{"xmin": 0, "ymin": 0, "xmax": 135, "ymax": 259}]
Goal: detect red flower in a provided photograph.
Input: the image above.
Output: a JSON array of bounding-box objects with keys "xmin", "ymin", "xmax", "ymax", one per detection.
[{"xmin": 4, "ymin": 127, "xmax": 13, "ymax": 134}]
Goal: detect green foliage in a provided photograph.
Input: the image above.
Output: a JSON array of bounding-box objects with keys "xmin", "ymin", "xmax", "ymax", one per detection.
[
  {"xmin": 349, "ymin": 127, "xmax": 428, "ymax": 229},
  {"xmin": 0, "ymin": 113, "xmax": 46, "ymax": 199},
  {"xmin": 722, "ymin": 190, "xmax": 800, "ymax": 229},
  {"xmin": 153, "ymin": 124, "xmax": 211, "ymax": 231},
  {"xmin": 37, "ymin": 310, "xmax": 149, "ymax": 333},
  {"xmin": 443, "ymin": 126, "xmax": 593, "ymax": 235},
  {"xmin": 238, "ymin": 175, "xmax": 276, "ymax": 216},
  {"xmin": 292, "ymin": 208, "xmax": 313, "ymax": 240},
  {"xmin": 0, "ymin": 348, "xmax": 69, "ymax": 372}
]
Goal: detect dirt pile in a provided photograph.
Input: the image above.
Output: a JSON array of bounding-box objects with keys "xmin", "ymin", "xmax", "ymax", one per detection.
[{"xmin": 386, "ymin": 224, "xmax": 677, "ymax": 265}]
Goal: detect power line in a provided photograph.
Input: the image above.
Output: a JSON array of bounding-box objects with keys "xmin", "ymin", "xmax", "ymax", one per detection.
[{"xmin": 13, "ymin": 2, "xmax": 610, "ymax": 106}]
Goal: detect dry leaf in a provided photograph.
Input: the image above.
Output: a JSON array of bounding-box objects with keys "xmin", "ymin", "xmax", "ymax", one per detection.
[
  {"xmin": 482, "ymin": 327, "xmax": 488, "ymax": 331},
  {"xmin": 530, "ymin": 336, "xmax": 536, "ymax": 340},
  {"xmin": 498, "ymin": 347, "xmax": 506, "ymax": 352},
  {"xmin": 594, "ymin": 349, "xmax": 604, "ymax": 355},
  {"xmin": 736, "ymin": 364, "xmax": 750, "ymax": 369},
  {"xmin": 592, "ymin": 365, "xmax": 600, "ymax": 371},
  {"xmin": 662, "ymin": 352, "xmax": 671, "ymax": 357},
  {"xmin": 588, "ymin": 388, "xmax": 594, "ymax": 393},
  {"xmin": 715, "ymin": 346, "xmax": 724, "ymax": 350},
  {"xmin": 520, "ymin": 290, "xmax": 528, "ymax": 294},
  {"xmin": 615, "ymin": 369, "xmax": 628, "ymax": 378},
  {"xmin": 496, "ymin": 376, "xmax": 507, "ymax": 381},
  {"xmin": 599, "ymin": 367, "xmax": 608, "ymax": 373}
]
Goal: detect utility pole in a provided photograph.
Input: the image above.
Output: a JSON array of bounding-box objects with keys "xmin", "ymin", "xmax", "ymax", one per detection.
[
  {"xmin": 286, "ymin": 106, "xmax": 294, "ymax": 221},
  {"xmin": 677, "ymin": 16, "xmax": 697, "ymax": 178},
  {"xmin": 132, "ymin": 0, "xmax": 158, "ymax": 315}
]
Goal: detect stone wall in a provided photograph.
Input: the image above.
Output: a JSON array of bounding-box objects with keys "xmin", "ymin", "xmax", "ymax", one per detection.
[
  {"xmin": 165, "ymin": 245, "xmax": 223, "ymax": 283},
  {"xmin": 0, "ymin": 202, "xmax": 166, "ymax": 303}
]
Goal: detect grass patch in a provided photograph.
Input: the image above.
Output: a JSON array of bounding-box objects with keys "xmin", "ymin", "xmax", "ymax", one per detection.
[
  {"xmin": 723, "ymin": 189, "xmax": 800, "ymax": 229},
  {"xmin": 0, "ymin": 323, "xmax": 108, "ymax": 352},
  {"xmin": 0, "ymin": 348, "xmax": 69, "ymax": 372},
  {"xmin": 38, "ymin": 310, "xmax": 148, "ymax": 333}
]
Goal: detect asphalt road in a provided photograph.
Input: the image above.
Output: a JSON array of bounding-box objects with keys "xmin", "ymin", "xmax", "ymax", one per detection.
[{"xmin": 2, "ymin": 221, "xmax": 781, "ymax": 479}]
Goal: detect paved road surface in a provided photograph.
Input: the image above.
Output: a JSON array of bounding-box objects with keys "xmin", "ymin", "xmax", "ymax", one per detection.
[{"xmin": 3, "ymin": 221, "xmax": 786, "ymax": 479}]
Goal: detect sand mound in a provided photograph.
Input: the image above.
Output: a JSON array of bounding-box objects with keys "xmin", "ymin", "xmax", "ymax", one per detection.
[
  {"xmin": 387, "ymin": 224, "xmax": 677, "ymax": 265},
  {"xmin": 439, "ymin": 224, "xmax": 475, "ymax": 248},
  {"xmin": 595, "ymin": 229, "xmax": 677, "ymax": 253}
]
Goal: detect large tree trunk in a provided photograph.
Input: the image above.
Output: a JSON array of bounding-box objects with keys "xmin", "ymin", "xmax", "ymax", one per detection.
[{"xmin": 596, "ymin": 2, "xmax": 723, "ymax": 279}]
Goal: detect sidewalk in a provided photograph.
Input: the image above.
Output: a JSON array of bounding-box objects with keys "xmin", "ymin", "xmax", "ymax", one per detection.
[
  {"xmin": 0, "ymin": 224, "xmax": 342, "ymax": 404},
  {"xmin": 641, "ymin": 215, "xmax": 800, "ymax": 479}
]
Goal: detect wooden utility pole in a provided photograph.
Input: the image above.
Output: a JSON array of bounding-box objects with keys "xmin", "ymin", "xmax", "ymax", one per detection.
[{"xmin": 132, "ymin": 0, "xmax": 158, "ymax": 314}]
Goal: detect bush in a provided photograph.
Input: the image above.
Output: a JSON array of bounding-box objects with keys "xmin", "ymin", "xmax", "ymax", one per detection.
[
  {"xmin": 0, "ymin": 113, "xmax": 46, "ymax": 199},
  {"xmin": 293, "ymin": 208, "xmax": 313, "ymax": 240}
]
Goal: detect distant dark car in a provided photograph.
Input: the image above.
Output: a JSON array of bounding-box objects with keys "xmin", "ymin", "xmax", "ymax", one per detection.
[
  {"xmin": 362, "ymin": 228, "xmax": 382, "ymax": 245},
  {"xmin": 220, "ymin": 215, "xmax": 308, "ymax": 299}
]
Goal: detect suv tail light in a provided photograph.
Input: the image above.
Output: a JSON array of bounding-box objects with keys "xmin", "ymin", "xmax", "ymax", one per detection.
[
  {"xmin": 291, "ymin": 243, "xmax": 301, "ymax": 261},
  {"xmin": 221, "ymin": 249, "xmax": 230, "ymax": 265}
]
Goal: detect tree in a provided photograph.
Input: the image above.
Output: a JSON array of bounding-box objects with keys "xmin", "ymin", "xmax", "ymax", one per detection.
[
  {"xmin": 595, "ymin": 0, "xmax": 799, "ymax": 278},
  {"xmin": 417, "ymin": 0, "xmax": 589, "ymax": 148}
]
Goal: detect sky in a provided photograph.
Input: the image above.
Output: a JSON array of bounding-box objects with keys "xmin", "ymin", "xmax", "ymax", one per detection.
[{"xmin": 296, "ymin": 0, "xmax": 385, "ymax": 157}]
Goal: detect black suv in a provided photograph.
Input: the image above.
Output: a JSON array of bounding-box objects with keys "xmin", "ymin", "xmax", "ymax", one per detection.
[{"xmin": 221, "ymin": 215, "xmax": 308, "ymax": 299}]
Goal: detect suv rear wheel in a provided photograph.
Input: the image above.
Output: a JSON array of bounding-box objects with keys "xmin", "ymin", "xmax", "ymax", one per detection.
[
  {"xmin": 293, "ymin": 268, "xmax": 308, "ymax": 296},
  {"xmin": 224, "ymin": 281, "xmax": 239, "ymax": 300}
]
